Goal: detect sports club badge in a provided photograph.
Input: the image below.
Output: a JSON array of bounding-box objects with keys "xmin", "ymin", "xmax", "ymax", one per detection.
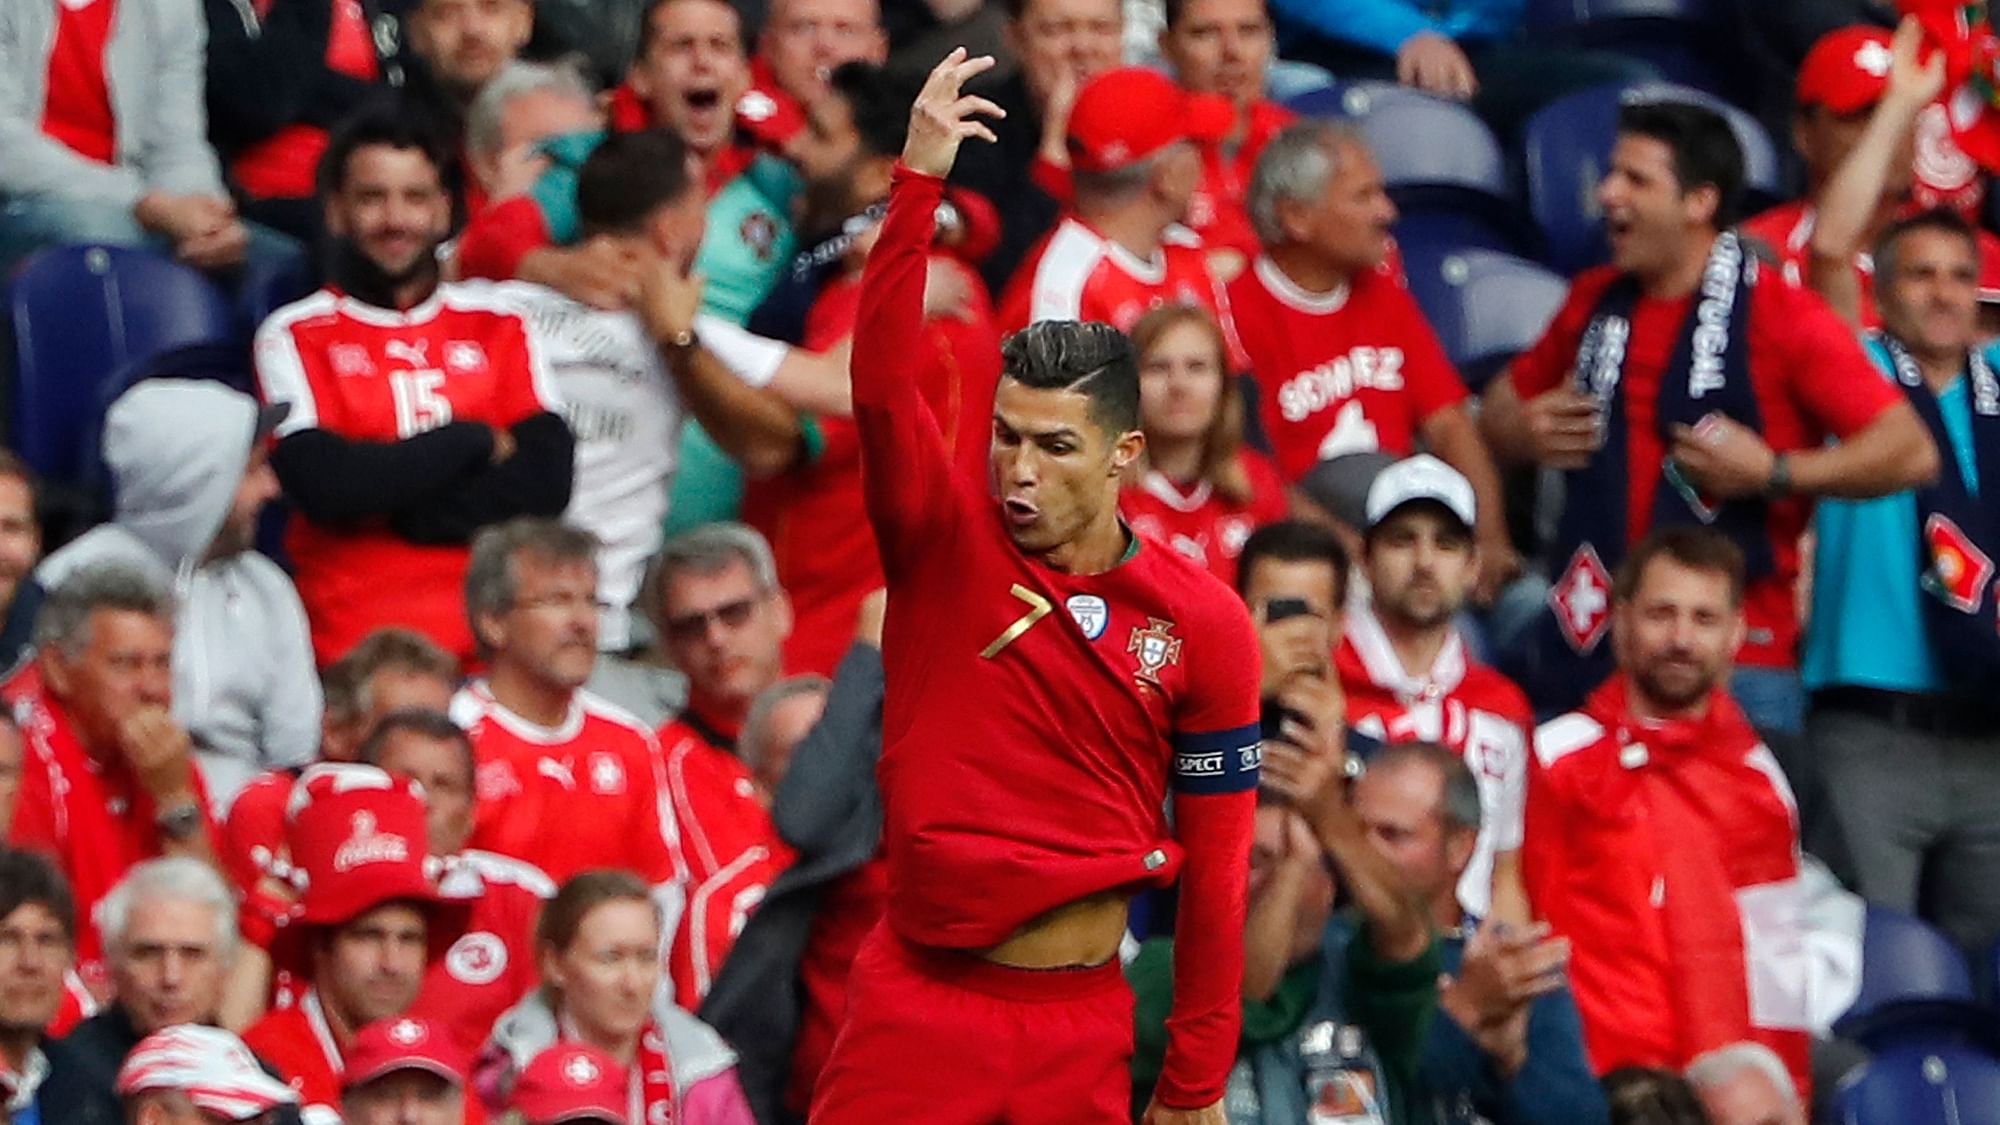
[
  {"xmin": 1550, "ymin": 544, "xmax": 1613, "ymax": 654},
  {"xmin": 1923, "ymin": 512, "xmax": 1995, "ymax": 613},
  {"xmin": 1127, "ymin": 618, "xmax": 1184, "ymax": 687}
]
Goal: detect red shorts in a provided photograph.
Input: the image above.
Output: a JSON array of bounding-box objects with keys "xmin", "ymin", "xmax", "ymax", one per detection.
[{"xmin": 810, "ymin": 923, "xmax": 1135, "ymax": 1125}]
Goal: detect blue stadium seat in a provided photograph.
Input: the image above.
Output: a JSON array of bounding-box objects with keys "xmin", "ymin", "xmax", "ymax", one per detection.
[
  {"xmin": 1399, "ymin": 248, "xmax": 1568, "ymax": 391},
  {"xmin": 1522, "ymin": 81, "xmax": 1784, "ymax": 274},
  {"xmin": 235, "ymin": 247, "xmax": 316, "ymax": 335},
  {"xmin": 8, "ymin": 245, "xmax": 238, "ymax": 488},
  {"xmin": 1524, "ymin": 0, "xmax": 1718, "ymax": 33},
  {"xmin": 1835, "ymin": 906, "xmax": 1987, "ymax": 1049},
  {"xmin": 1836, "ymin": 1042, "xmax": 2000, "ymax": 1125}
]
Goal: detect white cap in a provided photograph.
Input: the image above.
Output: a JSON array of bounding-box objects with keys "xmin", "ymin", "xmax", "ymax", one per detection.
[
  {"xmin": 1364, "ymin": 454, "xmax": 1476, "ymax": 531},
  {"xmin": 117, "ymin": 1025, "xmax": 300, "ymax": 1121}
]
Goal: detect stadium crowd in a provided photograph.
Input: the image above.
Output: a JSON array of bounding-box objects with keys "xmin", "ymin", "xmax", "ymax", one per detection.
[{"xmin": 0, "ymin": 0, "xmax": 1995, "ymax": 1121}]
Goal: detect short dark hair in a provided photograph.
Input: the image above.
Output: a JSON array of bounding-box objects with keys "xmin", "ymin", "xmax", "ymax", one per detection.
[
  {"xmin": 1611, "ymin": 527, "xmax": 1746, "ymax": 607},
  {"xmin": 324, "ymin": 628, "xmax": 460, "ymax": 727},
  {"xmin": 999, "ymin": 321, "xmax": 1141, "ymax": 434},
  {"xmin": 0, "ymin": 849, "xmax": 76, "ymax": 946},
  {"xmin": 1163, "ymin": 0, "xmax": 1267, "ymax": 31},
  {"xmin": 1235, "ymin": 519, "xmax": 1350, "ymax": 604},
  {"xmin": 1874, "ymin": 205, "xmax": 1982, "ymax": 283},
  {"xmin": 636, "ymin": 0, "xmax": 743, "ymax": 59},
  {"xmin": 1616, "ymin": 99, "xmax": 1745, "ymax": 229},
  {"xmin": 1602, "ymin": 1066, "xmax": 1709, "ymax": 1125},
  {"xmin": 577, "ymin": 128, "xmax": 697, "ymax": 236},
  {"xmin": 359, "ymin": 707, "xmax": 476, "ymax": 788},
  {"xmin": 317, "ymin": 104, "xmax": 453, "ymax": 199},
  {"xmin": 828, "ymin": 61, "xmax": 909, "ymax": 163},
  {"xmin": 1368, "ymin": 741, "xmax": 1481, "ymax": 837}
]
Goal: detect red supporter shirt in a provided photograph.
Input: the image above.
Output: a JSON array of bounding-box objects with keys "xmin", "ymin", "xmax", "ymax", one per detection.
[
  {"xmin": 742, "ymin": 263, "xmax": 1002, "ymax": 676},
  {"xmin": 1741, "ymin": 199, "xmax": 2000, "ymax": 331},
  {"xmin": 858, "ymin": 168, "xmax": 1264, "ymax": 1108},
  {"xmin": 1188, "ymin": 101, "xmax": 1293, "ymax": 259},
  {"xmin": 254, "ymin": 282, "xmax": 561, "ymax": 665},
  {"xmin": 1525, "ymin": 680, "xmax": 1809, "ymax": 1098},
  {"xmin": 1507, "ymin": 263, "xmax": 1900, "ymax": 667},
  {"xmin": 233, "ymin": 0, "xmax": 379, "ymax": 199},
  {"xmin": 998, "ymin": 216, "xmax": 1248, "ymax": 371},
  {"xmin": 9, "ymin": 685, "xmax": 217, "ymax": 976},
  {"xmin": 1120, "ymin": 457, "xmax": 1288, "ymax": 587},
  {"xmin": 1335, "ymin": 603, "xmax": 1529, "ymax": 920},
  {"xmin": 40, "ymin": 0, "xmax": 117, "ymax": 164},
  {"xmin": 1228, "ymin": 255, "xmax": 1468, "ymax": 482},
  {"xmin": 242, "ymin": 990, "xmax": 345, "ymax": 1117},
  {"xmin": 452, "ymin": 682, "xmax": 683, "ymax": 886},
  {"xmin": 659, "ymin": 721, "xmax": 793, "ymax": 1006},
  {"xmin": 220, "ymin": 768, "xmax": 298, "ymax": 895},
  {"xmin": 413, "ymin": 849, "xmax": 553, "ymax": 1055}
]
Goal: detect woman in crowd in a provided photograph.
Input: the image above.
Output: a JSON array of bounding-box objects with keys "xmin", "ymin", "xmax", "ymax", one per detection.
[
  {"xmin": 477, "ymin": 870, "xmax": 755, "ymax": 1124},
  {"xmin": 1121, "ymin": 305, "xmax": 1289, "ymax": 585}
]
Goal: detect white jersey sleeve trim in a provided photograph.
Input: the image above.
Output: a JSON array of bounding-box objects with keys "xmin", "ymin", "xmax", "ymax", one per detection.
[
  {"xmin": 1533, "ymin": 713, "xmax": 1603, "ymax": 770},
  {"xmin": 694, "ymin": 314, "xmax": 789, "ymax": 389},
  {"xmin": 1028, "ymin": 221, "xmax": 1102, "ymax": 324},
  {"xmin": 253, "ymin": 291, "xmax": 338, "ymax": 436}
]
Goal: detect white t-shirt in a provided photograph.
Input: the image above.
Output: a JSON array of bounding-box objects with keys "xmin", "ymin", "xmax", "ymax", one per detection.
[{"xmin": 511, "ymin": 287, "xmax": 788, "ymax": 650}]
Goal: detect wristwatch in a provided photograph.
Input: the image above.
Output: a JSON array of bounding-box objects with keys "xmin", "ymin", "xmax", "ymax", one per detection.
[
  {"xmin": 1763, "ymin": 452, "xmax": 1793, "ymax": 498},
  {"xmin": 155, "ymin": 801, "xmax": 203, "ymax": 842},
  {"xmin": 663, "ymin": 326, "xmax": 697, "ymax": 352}
]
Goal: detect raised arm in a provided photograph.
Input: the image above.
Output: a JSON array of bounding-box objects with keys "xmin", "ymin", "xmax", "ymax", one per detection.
[
  {"xmin": 853, "ymin": 52, "xmax": 1005, "ymax": 562},
  {"xmin": 1808, "ymin": 18, "xmax": 1945, "ymax": 329}
]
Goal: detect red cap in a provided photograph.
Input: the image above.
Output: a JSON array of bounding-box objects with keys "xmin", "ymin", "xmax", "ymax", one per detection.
[
  {"xmin": 1797, "ymin": 26, "xmax": 1897, "ymax": 115},
  {"xmin": 1066, "ymin": 68, "xmax": 1235, "ymax": 174},
  {"xmin": 342, "ymin": 1017, "xmax": 468, "ymax": 1091},
  {"xmin": 512, "ymin": 1043, "xmax": 630, "ymax": 1124},
  {"xmin": 286, "ymin": 765, "xmax": 441, "ymax": 927}
]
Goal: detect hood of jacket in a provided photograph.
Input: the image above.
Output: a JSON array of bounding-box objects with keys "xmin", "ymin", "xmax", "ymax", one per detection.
[{"xmin": 102, "ymin": 379, "xmax": 261, "ymax": 571}]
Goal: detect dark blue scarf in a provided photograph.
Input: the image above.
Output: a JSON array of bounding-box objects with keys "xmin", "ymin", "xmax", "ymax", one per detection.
[
  {"xmin": 1526, "ymin": 233, "xmax": 1769, "ymax": 711},
  {"xmin": 1880, "ymin": 334, "xmax": 2000, "ymax": 686}
]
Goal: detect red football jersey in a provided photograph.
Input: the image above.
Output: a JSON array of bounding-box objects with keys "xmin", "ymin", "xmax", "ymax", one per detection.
[
  {"xmin": 253, "ymin": 281, "xmax": 561, "ymax": 665},
  {"xmin": 1335, "ymin": 603, "xmax": 1530, "ymax": 920},
  {"xmin": 1227, "ymin": 255, "xmax": 1469, "ymax": 482},
  {"xmin": 659, "ymin": 722, "xmax": 794, "ymax": 1006},
  {"xmin": 998, "ymin": 217, "xmax": 1248, "ymax": 370},
  {"xmin": 742, "ymin": 260, "xmax": 1002, "ymax": 677},
  {"xmin": 1508, "ymin": 263, "xmax": 1900, "ymax": 668},
  {"xmin": 242, "ymin": 991, "xmax": 345, "ymax": 1118},
  {"xmin": 452, "ymin": 683, "xmax": 683, "ymax": 886},
  {"xmin": 857, "ymin": 168, "xmax": 1264, "ymax": 1108},
  {"xmin": 412, "ymin": 849, "xmax": 553, "ymax": 1055},
  {"xmin": 9, "ymin": 685, "xmax": 218, "ymax": 976},
  {"xmin": 1741, "ymin": 199, "xmax": 2000, "ymax": 332},
  {"xmin": 1120, "ymin": 456, "xmax": 1288, "ymax": 587}
]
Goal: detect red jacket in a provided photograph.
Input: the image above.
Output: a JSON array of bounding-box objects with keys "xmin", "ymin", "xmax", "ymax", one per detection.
[{"xmin": 1525, "ymin": 679, "xmax": 1810, "ymax": 1100}]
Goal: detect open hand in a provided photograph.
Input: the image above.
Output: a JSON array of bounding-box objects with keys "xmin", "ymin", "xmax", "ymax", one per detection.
[
  {"xmin": 119, "ymin": 707, "xmax": 195, "ymax": 801},
  {"xmin": 903, "ymin": 48, "xmax": 1007, "ymax": 179}
]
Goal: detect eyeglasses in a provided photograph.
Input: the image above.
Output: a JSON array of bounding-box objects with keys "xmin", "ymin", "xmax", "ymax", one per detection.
[{"xmin": 662, "ymin": 595, "xmax": 761, "ymax": 643}]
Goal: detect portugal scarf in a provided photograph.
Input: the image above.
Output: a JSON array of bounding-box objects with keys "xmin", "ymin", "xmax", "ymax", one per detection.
[
  {"xmin": 1531, "ymin": 234, "xmax": 1769, "ymax": 710},
  {"xmin": 1880, "ymin": 333, "xmax": 2000, "ymax": 684}
]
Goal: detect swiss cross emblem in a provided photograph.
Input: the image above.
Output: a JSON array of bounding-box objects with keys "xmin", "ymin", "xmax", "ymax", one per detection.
[
  {"xmin": 1127, "ymin": 618, "xmax": 1184, "ymax": 687},
  {"xmin": 1550, "ymin": 545, "xmax": 1613, "ymax": 653},
  {"xmin": 331, "ymin": 343, "xmax": 375, "ymax": 378},
  {"xmin": 444, "ymin": 340, "xmax": 485, "ymax": 374},
  {"xmin": 563, "ymin": 1053, "xmax": 601, "ymax": 1086},
  {"xmin": 388, "ymin": 1019, "xmax": 425, "ymax": 1046},
  {"xmin": 1853, "ymin": 40, "xmax": 1892, "ymax": 78},
  {"xmin": 1924, "ymin": 513, "xmax": 1994, "ymax": 614}
]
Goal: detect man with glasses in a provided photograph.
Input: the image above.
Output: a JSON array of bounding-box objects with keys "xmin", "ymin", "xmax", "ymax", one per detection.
[
  {"xmin": 452, "ymin": 519, "xmax": 686, "ymax": 893},
  {"xmin": 651, "ymin": 523, "xmax": 796, "ymax": 1006}
]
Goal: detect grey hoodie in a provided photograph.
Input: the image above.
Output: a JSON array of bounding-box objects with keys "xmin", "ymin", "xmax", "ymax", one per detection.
[{"xmin": 38, "ymin": 379, "xmax": 321, "ymax": 800}]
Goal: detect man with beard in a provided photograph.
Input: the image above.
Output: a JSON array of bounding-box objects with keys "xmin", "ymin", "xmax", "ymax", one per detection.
[
  {"xmin": 34, "ymin": 380, "xmax": 317, "ymax": 800},
  {"xmin": 255, "ymin": 108, "xmax": 574, "ymax": 666},
  {"xmin": 1335, "ymin": 455, "xmax": 1532, "ymax": 927},
  {"xmin": 1523, "ymin": 528, "xmax": 1811, "ymax": 1101}
]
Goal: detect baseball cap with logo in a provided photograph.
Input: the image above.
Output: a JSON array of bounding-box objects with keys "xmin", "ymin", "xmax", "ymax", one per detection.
[
  {"xmin": 116, "ymin": 1024, "xmax": 300, "ymax": 1121},
  {"xmin": 286, "ymin": 764, "xmax": 442, "ymax": 926},
  {"xmin": 1797, "ymin": 26, "xmax": 1897, "ymax": 116},
  {"xmin": 512, "ymin": 1043, "xmax": 631, "ymax": 1124},
  {"xmin": 343, "ymin": 1017, "xmax": 468, "ymax": 1091},
  {"xmin": 1363, "ymin": 453, "xmax": 1476, "ymax": 533},
  {"xmin": 1066, "ymin": 68, "xmax": 1235, "ymax": 175}
]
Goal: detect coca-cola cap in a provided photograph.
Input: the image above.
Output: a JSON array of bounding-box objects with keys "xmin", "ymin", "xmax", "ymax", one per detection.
[{"xmin": 286, "ymin": 764, "xmax": 443, "ymax": 927}]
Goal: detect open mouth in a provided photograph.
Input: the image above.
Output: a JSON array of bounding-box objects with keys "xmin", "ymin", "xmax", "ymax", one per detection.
[
  {"xmin": 685, "ymin": 87, "xmax": 723, "ymax": 111},
  {"xmin": 1002, "ymin": 497, "xmax": 1039, "ymax": 526}
]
